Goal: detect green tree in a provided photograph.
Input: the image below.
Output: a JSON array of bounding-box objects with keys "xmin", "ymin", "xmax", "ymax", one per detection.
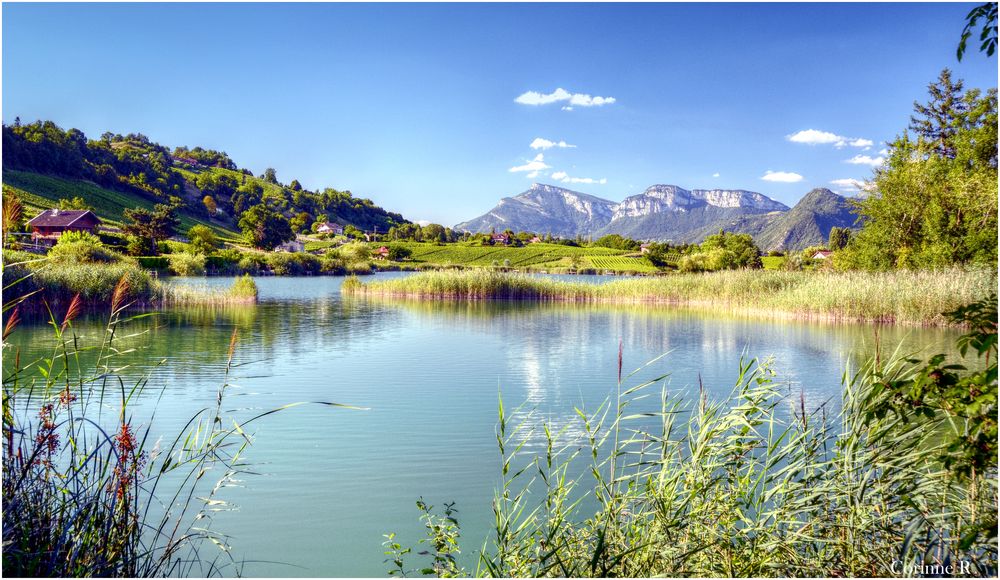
[
  {"xmin": 186, "ymin": 224, "xmax": 217, "ymax": 254},
  {"xmin": 828, "ymin": 227, "xmax": 851, "ymax": 250},
  {"xmin": 387, "ymin": 245, "xmax": 413, "ymax": 261},
  {"xmin": 699, "ymin": 231, "xmax": 762, "ymax": 269},
  {"xmin": 238, "ymin": 205, "xmax": 294, "ymax": 250},
  {"xmin": 121, "ymin": 204, "xmax": 179, "ymax": 255},
  {"xmin": 841, "ymin": 72, "xmax": 998, "ymax": 270},
  {"xmin": 262, "ymin": 167, "xmax": 278, "ymax": 184},
  {"xmin": 908, "ymin": 69, "xmax": 966, "ymax": 159},
  {"xmin": 958, "ymin": 3, "xmax": 998, "ymax": 60}
]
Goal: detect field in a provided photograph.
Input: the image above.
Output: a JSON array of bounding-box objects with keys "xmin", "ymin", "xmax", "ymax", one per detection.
[
  {"xmin": 3, "ymin": 169, "xmax": 241, "ymax": 241},
  {"xmin": 324, "ymin": 241, "xmax": 661, "ymax": 273}
]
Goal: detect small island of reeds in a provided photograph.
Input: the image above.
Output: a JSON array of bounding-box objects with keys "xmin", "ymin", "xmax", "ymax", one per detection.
[{"xmin": 341, "ymin": 267, "xmax": 997, "ymax": 326}]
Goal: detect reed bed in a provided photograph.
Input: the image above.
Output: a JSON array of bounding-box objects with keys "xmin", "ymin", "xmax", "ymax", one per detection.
[
  {"xmin": 389, "ymin": 305, "xmax": 998, "ymax": 577},
  {"xmin": 159, "ymin": 274, "xmax": 259, "ymax": 306},
  {"xmin": 346, "ymin": 267, "xmax": 996, "ymax": 326}
]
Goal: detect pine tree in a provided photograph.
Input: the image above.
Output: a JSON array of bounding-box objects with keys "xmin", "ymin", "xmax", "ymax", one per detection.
[{"xmin": 908, "ymin": 69, "xmax": 966, "ymax": 159}]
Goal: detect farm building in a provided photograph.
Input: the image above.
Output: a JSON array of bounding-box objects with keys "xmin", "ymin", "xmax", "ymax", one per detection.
[
  {"xmin": 27, "ymin": 209, "xmax": 102, "ymax": 245},
  {"xmin": 317, "ymin": 222, "xmax": 345, "ymax": 236}
]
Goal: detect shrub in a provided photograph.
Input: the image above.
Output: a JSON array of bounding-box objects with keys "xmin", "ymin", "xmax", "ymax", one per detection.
[
  {"xmin": 238, "ymin": 253, "xmax": 268, "ymax": 274},
  {"xmin": 187, "ymin": 224, "xmax": 217, "ymax": 254},
  {"xmin": 229, "ymin": 274, "xmax": 258, "ymax": 300},
  {"xmin": 167, "ymin": 252, "xmax": 206, "ymax": 276},
  {"xmin": 136, "ymin": 256, "xmax": 170, "ymax": 270},
  {"xmin": 48, "ymin": 232, "xmax": 119, "ymax": 264}
]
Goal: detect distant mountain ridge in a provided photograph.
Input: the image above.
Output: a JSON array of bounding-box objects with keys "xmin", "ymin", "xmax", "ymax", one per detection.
[{"xmin": 455, "ymin": 183, "xmax": 858, "ymax": 251}]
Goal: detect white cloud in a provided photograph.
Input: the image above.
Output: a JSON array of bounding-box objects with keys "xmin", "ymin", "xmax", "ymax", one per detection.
[
  {"xmin": 845, "ymin": 154, "xmax": 884, "ymax": 167},
  {"xmin": 830, "ymin": 178, "xmax": 864, "ymax": 190},
  {"xmin": 551, "ymin": 170, "xmax": 606, "ymax": 185},
  {"xmin": 787, "ymin": 129, "xmax": 873, "ymax": 149},
  {"xmin": 787, "ymin": 129, "xmax": 843, "ymax": 145},
  {"xmin": 514, "ymin": 87, "xmax": 616, "ymax": 108},
  {"xmin": 879, "ymin": 148, "xmax": 889, "ymax": 156},
  {"xmin": 761, "ymin": 170, "xmax": 804, "ymax": 183},
  {"xmin": 529, "ymin": 137, "xmax": 576, "ymax": 150},
  {"xmin": 712, "ymin": 172, "xmax": 720, "ymax": 178},
  {"xmin": 509, "ymin": 153, "xmax": 551, "ymax": 173}
]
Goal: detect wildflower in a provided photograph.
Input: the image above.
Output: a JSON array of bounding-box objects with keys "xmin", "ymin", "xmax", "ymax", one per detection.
[
  {"xmin": 34, "ymin": 404, "xmax": 59, "ymax": 465},
  {"xmin": 59, "ymin": 387, "xmax": 77, "ymax": 407},
  {"xmin": 109, "ymin": 421, "xmax": 147, "ymax": 500}
]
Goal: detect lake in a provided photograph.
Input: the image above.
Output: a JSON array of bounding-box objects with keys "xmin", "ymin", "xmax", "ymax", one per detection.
[{"xmin": 6, "ymin": 273, "xmax": 964, "ymax": 577}]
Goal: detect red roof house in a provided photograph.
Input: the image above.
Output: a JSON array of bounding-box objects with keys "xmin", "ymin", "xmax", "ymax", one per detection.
[{"xmin": 27, "ymin": 209, "xmax": 102, "ymax": 245}]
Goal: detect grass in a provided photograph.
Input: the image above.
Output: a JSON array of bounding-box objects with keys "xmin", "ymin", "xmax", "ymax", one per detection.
[
  {"xmin": 388, "ymin": 311, "xmax": 998, "ymax": 577},
  {"xmin": 343, "ymin": 267, "xmax": 997, "ymax": 326},
  {"xmin": 3, "ymin": 169, "xmax": 241, "ymax": 241},
  {"xmin": 160, "ymin": 275, "xmax": 259, "ymax": 305},
  {"xmin": 761, "ymin": 255, "xmax": 786, "ymax": 270}
]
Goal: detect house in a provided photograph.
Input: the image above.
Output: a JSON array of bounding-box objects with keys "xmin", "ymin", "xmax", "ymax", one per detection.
[
  {"xmin": 317, "ymin": 222, "xmax": 344, "ymax": 236},
  {"xmin": 27, "ymin": 209, "xmax": 102, "ymax": 245},
  {"xmin": 640, "ymin": 243, "xmax": 652, "ymax": 254},
  {"xmin": 491, "ymin": 232, "xmax": 511, "ymax": 245},
  {"xmin": 812, "ymin": 250, "xmax": 834, "ymax": 260},
  {"xmin": 529, "ymin": 236, "xmax": 542, "ymax": 244},
  {"xmin": 277, "ymin": 239, "xmax": 305, "ymax": 253},
  {"xmin": 373, "ymin": 246, "xmax": 390, "ymax": 260}
]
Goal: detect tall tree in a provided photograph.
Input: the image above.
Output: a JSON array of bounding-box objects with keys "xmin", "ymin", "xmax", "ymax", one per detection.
[
  {"xmin": 238, "ymin": 205, "xmax": 293, "ymax": 250},
  {"xmin": 908, "ymin": 69, "xmax": 966, "ymax": 159},
  {"xmin": 842, "ymin": 71, "xmax": 998, "ymax": 270}
]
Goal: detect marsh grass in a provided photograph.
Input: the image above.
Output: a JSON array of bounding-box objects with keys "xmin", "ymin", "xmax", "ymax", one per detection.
[
  {"xmin": 2, "ymin": 270, "xmax": 351, "ymax": 576},
  {"xmin": 347, "ymin": 267, "xmax": 996, "ymax": 325},
  {"xmin": 160, "ymin": 274, "xmax": 259, "ymax": 306},
  {"xmin": 390, "ymin": 331, "xmax": 998, "ymax": 577}
]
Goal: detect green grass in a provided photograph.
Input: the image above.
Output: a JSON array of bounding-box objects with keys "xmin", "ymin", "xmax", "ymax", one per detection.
[
  {"xmin": 3, "ymin": 169, "xmax": 241, "ymax": 241},
  {"xmin": 761, "ymin": 256, "xmax": 786, "ymax": 270},
  {"xmin": 344, "ymin": 266, "xmax": 997, "ymax": 325}
]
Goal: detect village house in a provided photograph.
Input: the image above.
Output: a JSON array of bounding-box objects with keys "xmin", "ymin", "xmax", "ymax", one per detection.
[
  {"xmin": 640, "ymin": 243, "xmax": 652, "ymax": 254},
  {"xmin": 27, "ymin": 209, "xmax": 102, "ymax": 246},
  {"xmin": 529, "ymin": 236, "xmax": 542, "ymax": 244},
  {"xmin": 372, "ymin": 246, "xmax": 390, "ymax": 260},
  {"xmin": 317, "ymin": 222, "xmax": 344, "ymax": 236},
  {"xmin": 812, "ymin": 250, "xmax": 834, "ymax": 260},
  {"xmin": 491, "ymin": 232, "xmax": 511, "ymax": 245}
]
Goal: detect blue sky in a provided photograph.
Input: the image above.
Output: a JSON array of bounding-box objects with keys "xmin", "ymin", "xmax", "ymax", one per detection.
[{"xmin": 3, "ymin": 3, "xmax": 997, "ymax": 225}]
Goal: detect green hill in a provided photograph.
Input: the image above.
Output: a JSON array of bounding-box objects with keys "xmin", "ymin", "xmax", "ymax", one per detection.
[{"xmin": 3, "ymin": 169, "xmax": 242, "ymax": 240}]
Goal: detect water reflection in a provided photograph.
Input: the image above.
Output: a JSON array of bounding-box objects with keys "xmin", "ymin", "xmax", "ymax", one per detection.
[{"xmin": 4, "ymin": 276, "xmax": 965, "ymax": 578}]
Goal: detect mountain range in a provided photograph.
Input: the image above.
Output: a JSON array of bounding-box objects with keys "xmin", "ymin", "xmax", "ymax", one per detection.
[{"xmin": 455, "ymin": 183, "xmax": 859, "ymax": 251}]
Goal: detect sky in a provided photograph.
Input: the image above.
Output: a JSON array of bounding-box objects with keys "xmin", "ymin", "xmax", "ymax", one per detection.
[{"xmin": 3, "ymin": 3, "xmax": 997, "ymax": 226}]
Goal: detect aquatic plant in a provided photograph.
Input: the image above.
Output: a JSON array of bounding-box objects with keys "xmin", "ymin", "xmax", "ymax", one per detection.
[
  {"xmin": 346, "ymin": 267, "xmax": 996, "ymax": 326},
  {"xmin": 389, "ymin": 296, "xmax": 998, "ymax": 576}
]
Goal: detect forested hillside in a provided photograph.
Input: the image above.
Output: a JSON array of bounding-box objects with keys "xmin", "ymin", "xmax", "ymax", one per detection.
[{"xmin": 2, "ymin": 119, "xmax": 408, "ymax": 239}]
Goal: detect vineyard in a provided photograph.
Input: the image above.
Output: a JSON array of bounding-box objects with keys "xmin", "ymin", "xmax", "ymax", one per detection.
[
  {"xmin": 586, "ymin": 255, "xmax": 660, "ymax": 273},
  {"xmin": 397, "ymin": 242, "xmax": 627, "ymax": 268}
]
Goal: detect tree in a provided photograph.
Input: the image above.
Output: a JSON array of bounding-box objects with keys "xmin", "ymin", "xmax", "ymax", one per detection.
[
  {"xmin": 203, "ymin": 195, "xmax": 218, "ymax": 215},
  {"xmin": 344, "ymin": 225, "xmax": 363, "ymax": 239},
  {"xmin": 289, "ymin": 179, "xmax": 303, "ymax": 191},
  {"xmin": 828, "ymin": 227, "xmax": 851, "ymax": 250},
  {"xmin": 840, "ymin": 71, "xmax": 998, "ymax": 270},
  {"xmin": 699, "ymin": 231, "xmax": 762, "ymax": 269},
  {"xmin": 387, "ymin": 245, "xmax": 412, "ymax": 261},
  {"xmin": 121, "ymin": 204, "xmax": 179, "ymax": 255},
  {"xmin": 958, "ymin": 3, "xmax": 998, "ymax": 60},
  {"xmin": 187, "ymin": 224, "xmax": 217, "ymax": 254},
  {"xmin": 909, "ymin": 69, "xmax": 966, "ymax": 159},
  {"xmin": 290, "ymin": 211, "xmax": 312, "ymax": 233},
  {"xmin": 238, "ymin": 205, "xmax": 294, "ymax": 250},
  {"xmin": 262, "ymin": 167, "xmax": 278, "ymax": 184}
]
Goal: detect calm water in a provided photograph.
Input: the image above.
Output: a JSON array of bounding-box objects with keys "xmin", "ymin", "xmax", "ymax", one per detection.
[{"xmin": 6, "ymin": 274, "xmax": 963, "ymax": 577}]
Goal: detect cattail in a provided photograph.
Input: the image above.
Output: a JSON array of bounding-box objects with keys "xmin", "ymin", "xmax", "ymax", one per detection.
[
  {"xmin": 111, "ymin": 275, "xmax": 130, "ymax": 314},
  {"xmin": 227, "ymin": 327, "xmax": 239, "ymax": 362},
  {"xmin": 617, "ymin": 339, "xmax": 623, "ymax": 385},
  {"xmin": 61, "ymin": 293, "xmax": 83, "ymax": 332},
  {"xmin": 3, "ymin": 306, "xmax": 21, "ymax": 341}
]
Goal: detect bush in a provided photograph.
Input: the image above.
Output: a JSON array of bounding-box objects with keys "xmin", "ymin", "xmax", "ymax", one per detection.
[
  {"xmin": 266, "ymin": 252, "xmax": 321, "ymax": 276},
  {"xmin": 229, "ymin": 274, "xmax": 258, "ymax": 300},
  {"xmin": 167, "ymin": 252, "xmax": 206, "ymax": 276},
  {"xmin": 238, "ymin": 253, "xmax": 268, "ymax": 274},
  {"xmin": 48, "ymin": 232, "xmax": 120, "ymax": 264},
  {"xmin": 136, "ymin": 256, "xmax": 170, "ymax": 270},
  {"xmin": 187, "ymin": 225, "xmax": 217, "ymax": 254},
  {"xmin": 387, "ymin": 245, "xmax": 413, "ymax": 261}
]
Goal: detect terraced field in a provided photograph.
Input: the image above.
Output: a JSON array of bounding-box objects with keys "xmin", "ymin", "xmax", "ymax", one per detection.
[{"xmin": 587, "ymin": 255, "xmax": 660, "ymax": 273}]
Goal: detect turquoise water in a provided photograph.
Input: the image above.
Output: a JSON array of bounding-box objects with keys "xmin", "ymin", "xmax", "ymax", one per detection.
[{"xmin": 6, "ymin": 274, "xmax": 963, "ymax": 577}]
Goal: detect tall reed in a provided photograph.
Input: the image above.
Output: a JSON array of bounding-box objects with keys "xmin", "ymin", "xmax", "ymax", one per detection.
[
  {"xmin": 348, "ymin": 267, "xmax": 996, "ymax": 325},
  {"xmin": 2, "ymin": 271, "xmax": 351, "ymax": 576},
  {"xmin": 388, "ymin": 302, "xmax": 998, "ymax": 577}
]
